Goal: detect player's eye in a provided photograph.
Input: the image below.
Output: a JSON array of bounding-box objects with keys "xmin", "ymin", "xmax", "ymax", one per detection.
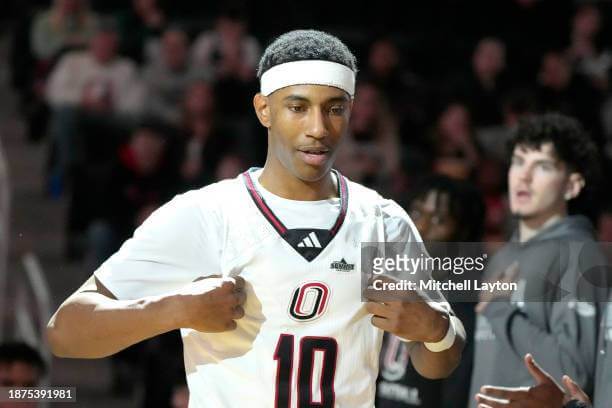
[
  {"xmin": 288, "ymin": 105, "xmax": 305, "ymax": 113},
  {"xmin": 329, "ymin": 105, "xmax": 346, "ymax": 115}
]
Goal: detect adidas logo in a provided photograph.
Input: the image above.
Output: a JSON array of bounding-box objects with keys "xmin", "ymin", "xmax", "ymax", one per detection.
[
  {"xmin": 330, "ymin": 258, "xmax": 355, "ymax": 272},
  {"xmin": 297, "ymin": 232, "xmax": 322, "ymax": 248}
]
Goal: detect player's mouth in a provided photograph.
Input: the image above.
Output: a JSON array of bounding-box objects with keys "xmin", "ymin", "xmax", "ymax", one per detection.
[{"xmin": 297, "ymin": 147, "xmax": 330, "ymax": 166}]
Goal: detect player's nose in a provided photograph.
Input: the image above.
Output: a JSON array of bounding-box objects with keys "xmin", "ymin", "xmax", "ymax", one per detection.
[{"xmin": 305, "ymin": 107, "xmax": 329, "ymax": 139}]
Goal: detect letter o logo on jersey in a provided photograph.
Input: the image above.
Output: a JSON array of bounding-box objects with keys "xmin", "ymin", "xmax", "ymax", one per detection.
[{"xmin": 288, "ymin": 282, "xmax": 330, "ymax": 321}]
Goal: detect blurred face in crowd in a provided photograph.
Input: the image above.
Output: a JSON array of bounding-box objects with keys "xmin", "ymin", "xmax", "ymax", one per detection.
[
  {"xmin": 130, "ymin": 129, "xmax": 166, "ymax": 174},
  {"xmin": 162, "ymin": 29, "xmax": 189, "ymax": 71},
  {"xmin": 473, "ymin": 38, "xmax": 506, "ymax": 79},
  {"xmin": 508, "ymin": 143, "xmax": 584, "ymax": 224},
  {"xmin": 350, "ymin": 83, "xmax": 380, "ymax": 134},
  {"xmin": 410, "ymin": 190, "xmax": 458, "ymax": 242},
  {"xmin": 254, "ymin": 85, "xmax": 352, "ymax": 182},
  {"xmin": 0, "ymin": 361, "xmax": 40, "ymax": 387},
  {"xmin": 0, "ymin": 360, "xmax": 41, "ymax": 407},
  {"xmin": 133, "ymin": 0, "xmax": 157, "ymax": 13},
  {"xmin": 438, "ymin": 103, "xmax": 470, "ymax": 140},
  {"xmin": 539, "ymin": 52, "xmax": 572, "ymax": 89},
  {"xmin": 573, "ymin": 5, "xmax": 601, "ymax": 38},
  {"xmin": 217, "ymin": 16, "xmax": 246, "ymax": 41},
  {"xmin": 90, "ymin": 31, "xmax": 119, "ymax": 64},
  {"xmin": 368, "ymin": 39, "xmax": 399, "ymax": 77},
  {"xmin": 55, "ymin": 0, "xmax": 83, "ymax": 14},
  {"xmin": 184, "ymin": 81, "xmax": 215, "ymax": 116}
]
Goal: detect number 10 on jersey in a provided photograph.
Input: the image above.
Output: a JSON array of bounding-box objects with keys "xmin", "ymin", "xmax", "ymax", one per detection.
[{"xmin": 274, "ymin": 334, "xmax": 338, "ymax": 407}]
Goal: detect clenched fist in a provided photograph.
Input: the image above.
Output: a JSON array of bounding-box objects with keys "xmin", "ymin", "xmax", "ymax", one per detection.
[
  {"xmin": 364, "ymin": 276, "xmax": 450, "ymax": 343},
  {"xmin": 175, "ymin": 275, "xmax": 246, "ymax": 333}
]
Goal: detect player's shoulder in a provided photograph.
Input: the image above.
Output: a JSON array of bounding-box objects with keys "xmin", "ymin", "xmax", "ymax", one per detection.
[
  {"xmin": 180, "ymin": 175, "xmax": 246, "ymax": 208},
  {"xmin": 345, "ymin": 178, "xmax": 407, "ymax": 218},
  {"xmin": 345, "ymin": 177, "xmax": 420, "ymax": 241}
]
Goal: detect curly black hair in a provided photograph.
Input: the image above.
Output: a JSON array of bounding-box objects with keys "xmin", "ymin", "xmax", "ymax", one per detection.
[
  {"xmin": 257, "ymin": 30, "xmax": 357, "ymax": 79},
  {"xmin": 508, "ymin": 112, "xmax": 602, "ymax": 217}
]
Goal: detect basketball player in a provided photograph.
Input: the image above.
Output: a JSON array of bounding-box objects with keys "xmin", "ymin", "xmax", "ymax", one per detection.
[{"xmin": 47, "ymin": 30, "xmax": 464, "ymax": 407}]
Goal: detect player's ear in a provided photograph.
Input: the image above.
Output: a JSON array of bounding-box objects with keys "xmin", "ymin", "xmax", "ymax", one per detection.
[{"xmin": 253, "ymin": 93, "xmax": 271, "ymax": 128}]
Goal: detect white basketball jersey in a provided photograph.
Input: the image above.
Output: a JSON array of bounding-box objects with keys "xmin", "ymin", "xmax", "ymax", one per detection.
[{"xmin": 95, "ymin": 168, "xmax": 438, "ymax": 408}]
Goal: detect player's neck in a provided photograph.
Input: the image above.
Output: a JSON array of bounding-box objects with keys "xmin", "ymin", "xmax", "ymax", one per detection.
[{"xmin": 259, "ymin": 163, "xmax": 337, "ymax": 201}]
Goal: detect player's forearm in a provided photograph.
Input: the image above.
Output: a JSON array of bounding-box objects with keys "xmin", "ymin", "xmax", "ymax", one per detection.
[
  {"xmin": 47, "ymin": 292, "xmax": 182, "ymax": 358},
  {"xmin": 410, "ymin": 336, "xmax": 464, "ymax": 379},
  {"xmin": 409, "ymin": 317, "xmax": 465, "ymax": 379}
]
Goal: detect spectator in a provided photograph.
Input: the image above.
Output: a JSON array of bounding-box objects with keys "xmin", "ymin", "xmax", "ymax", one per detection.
[
  {"xmin": 86, "ymin": 121, "xmax": 176, "ymax": 267},
  {"xmin": 469, "ymin": 113, "xmax": 605, "ymax": 407},
  {"xmin": 46, "ymin": 20, "xmax": 141, "ymax": 116},
  {"xmin": 45, "ymin": 19, "xmax": 142, "ymax": 191},
  {"xmin": 335, "ymin": 82, "xmax": 400, "ymax": 190},
  {"xmin": 30, "ymin": 0, "xmax": 99, "ymax": 62},
  {"xmin": 566, "ymin": 4, "xmax": 611, "ymax": 92},
  {"xmin": 495, "ymin": 0, "xmax": 572, "ymax": 85},
  {"xmin": 142, "ymin": 27, "xmax": 202, "ymax": 125},
  {"xmin": 363, "ymin": 37, "xmax": 431, "ymax": 145},
  {"xmin": 141, "ymin": 331, "xmax": 185, "ymax": 408},
  {"xmin": 477, "ymin": 353, "xmax": 592, "ymax": 408},
  {"xmin": 476, "ymin": 88, "xmax": 538, "ymax": 163},
  {"xmin": 0, "ymin": 342, "xmax": 46, "ymax": 387},
  {"xmin": 116, "ymin": 0, "xmax": 167, "ymax": 64},
  {"xmin": 475, "ymin": 89, "xmax": 539, "ymax": 242},
  {"xmin": 191, "ymin": 8, "xmax": 260, "ymax": 82},
  {"xmin": 536, "ymin": 51, "xmax": 603, "ymax": 146},
  {"xmin": 23, "ymin": 0, "xmax": 99, "ymax": 143},
  {"xmin": 430, "ymin": 102, "xmax": 480, "ymax": 180},
  {"xmin": 177, "ymin": 80, "xmax": 236, "ymax": 190},
  {"xmin": 454, "ymin": 38, "xmax": 508, "ymax": 128},
  {"xmin": 191, "ymin": 6, "xmax": 260, "ymax": 116},
  {"xmin": 376, "ymin": 175, "xmax": 485, "ymax": 408}
]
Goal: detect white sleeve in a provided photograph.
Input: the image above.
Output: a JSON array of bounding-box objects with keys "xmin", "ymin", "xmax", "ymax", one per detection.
[
  {"xmin": 46, "ymin": 55, "xmax": 77, "ymax": 107},
  {"xmin": 380, "ymin": 199, "xmax": 451, "ymax": 307},
  {"xmin": 94, "ymin": 191, "xmax": 222, "ymax": 300}
]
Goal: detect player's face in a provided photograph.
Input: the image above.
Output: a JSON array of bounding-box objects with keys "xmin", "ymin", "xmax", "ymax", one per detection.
[
  {"xmin": 508, "ymin": 143, "xmax": 570, "ymax": 222},
  {"xmin": 256, "ymin": 85, "xmax": 352, "ymax": 182},
  {"xmin": 409, "ymin": 190, "xmax": 457, "ymax": 242}
]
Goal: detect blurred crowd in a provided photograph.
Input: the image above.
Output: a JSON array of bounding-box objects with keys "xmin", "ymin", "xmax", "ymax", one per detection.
[
  {"xmin": 4, "ymin": 0, "xmax": 612, "ymax": 406},
  {"xmin": 5, "ymin": 0, "xmax": 612, "ymax": 264}
]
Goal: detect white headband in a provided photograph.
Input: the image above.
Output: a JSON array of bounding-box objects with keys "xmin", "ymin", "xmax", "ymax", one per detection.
[{"xmin": 260, "ymin": 60, "xmax": 356, "ymax": 97}]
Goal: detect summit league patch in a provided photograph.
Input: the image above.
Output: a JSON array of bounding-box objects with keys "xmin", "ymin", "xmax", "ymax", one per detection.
[{"xmin": 330, "ymin": 258, "xmax": 355, "ymax": 272}]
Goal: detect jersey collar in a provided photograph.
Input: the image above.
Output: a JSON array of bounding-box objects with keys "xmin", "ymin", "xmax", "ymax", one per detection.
[{"xmin": 242, "ymin": 168, "xmax": 349, "ymax": 261}]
